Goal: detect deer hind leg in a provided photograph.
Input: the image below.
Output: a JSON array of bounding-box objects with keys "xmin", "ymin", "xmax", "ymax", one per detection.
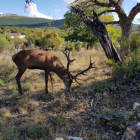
[
  {"xmin": 45, "ymin": 70, "xmax": 50, "ymax": 94},
  {"xmin": 15, "ymin": 68, "xmax": 26, "ymax": 95},
  {"xmin": 49, "ymin": 72, "xmax": 54, "ymax": 93}
]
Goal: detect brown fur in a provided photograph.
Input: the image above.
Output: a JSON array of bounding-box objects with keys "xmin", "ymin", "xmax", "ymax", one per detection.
[{"xmin": 12, "ymin": 49, "xmax": 69, "ymax": 94}]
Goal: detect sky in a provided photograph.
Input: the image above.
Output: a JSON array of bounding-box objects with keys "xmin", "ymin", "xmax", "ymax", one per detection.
[{"xmin": 0, "ymin": 0, "xmax": 140, "ymax": 23}]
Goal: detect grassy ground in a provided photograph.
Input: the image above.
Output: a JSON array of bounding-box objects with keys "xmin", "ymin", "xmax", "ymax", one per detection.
[{"xmin": 0, "ymin": 47, "xmax": 112, "ymax": 140}]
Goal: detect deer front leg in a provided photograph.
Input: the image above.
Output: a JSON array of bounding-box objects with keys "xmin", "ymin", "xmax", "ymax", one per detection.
[
  {"xmin": 15, "ymin": 69, "xmax": 26, "ymax": 95},
  {"xmin": 45, "ymin": 70, "xmax": 50, "ymax": 94}
]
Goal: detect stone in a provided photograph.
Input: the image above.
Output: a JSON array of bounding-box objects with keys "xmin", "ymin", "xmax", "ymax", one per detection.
[
  {"xmin": 54, "ymin": 138, "xmax": 64, "ymax": 140},
  {"xmin": 67, "ymin": 136, "xmax": 83, "ymax": 140},
  {"xmin": 133, "ymin": 102, "xmax": 140, "ymax": 109},
  {"xmin": 102, "ymin": 112, "xmax": 127, "ymax": 122},
  {"xmin": 122, "ymin": 125, "xmax": 140, "ymax": 140},
  {"xmin": 103, "ymin": 92, "xmax": 109, "ymax": 97},
  {"xmin": 120, "ymin": 106, "xmax": 126, "ymax": 111},
  {"xmin": 91, "ymin": 114, "xmax": 100, "ymax": 118},
  {"xmin": 137, "ymin": 113, "xmax": 140, "ymax": 119}
]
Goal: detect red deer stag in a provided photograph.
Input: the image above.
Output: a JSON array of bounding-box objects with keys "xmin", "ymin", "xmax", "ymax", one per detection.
[{"xmin": 12, "ymin": 49, "xmax": 95, "ymax": 95}]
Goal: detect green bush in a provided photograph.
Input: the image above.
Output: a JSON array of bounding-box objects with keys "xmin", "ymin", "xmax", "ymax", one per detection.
[
  {"xmin": 130, "ymin": 32, "xmax": 140, "ymax": 54},
  {"xmin": 112, "ymin": 55, "xmax": 140, "ymax": 77},
  {"xmin": 64, "ymin": 41, "xmax": 74, "ymax": 51},
  {"xmin": 54, "ymin": 113, "xmax": 66, "ymax": 126},
  {"xmin": 0, "ymin": 34, "xmax": 8, "ymax": 53},
  {"xmin": 28, "ymin": 124, "xmax": 50, "ymax": 139},
  {"xmin": 74, "ymin": 41, "xmax": 82, "ymax": 51},
  {"xmin": 106, "ymin": 59, "xmax": 115, "ymax": 67}
]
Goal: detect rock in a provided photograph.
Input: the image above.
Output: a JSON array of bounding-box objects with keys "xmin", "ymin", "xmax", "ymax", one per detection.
[
  {"xmin": 120, "ymin": 106, "xmax": 126, "ymax": 111},
  {"xmin": 91, "ymin": 112, "xmax": 128, "ymax": 122},
  {"xmin": 54, "ymin": 138, "xmax": 64, "ymax": 140},
  {"xmin": 124, "ymin": 113, "xmax": 131, "ymax": 121},
  {"xmin": 103, "ymin": 92, "xmax": 109, "ymax": 97},
  {"xmin": 137, "ymin": 113, "xmax": 140, "ymax": 119},
  {"xmin": 102, "ymin": 112, "xmax": 127, "ymax": 122},
  {"xmin": 122, "ymin": 125, "xmax": 140, "ymax": 140},
  {"xmin": 67, "ymin": 136, "xmax": 83, "ymax": 140},
  {"xmin": 133, "ymin": 102, "xmax": 140, "ymax": 109},
  {"xmin": 5, "ymin": 100, "xmax": 11, "ymax": 105},
  {"xmin": 91, "ymin": 114, "xmax": 100, "ymax": 118}
]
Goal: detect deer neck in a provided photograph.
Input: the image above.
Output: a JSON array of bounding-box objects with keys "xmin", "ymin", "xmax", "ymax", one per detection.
[{"xmin": 53, "ymin": 65, "xmax": 69, "ymax": 80}]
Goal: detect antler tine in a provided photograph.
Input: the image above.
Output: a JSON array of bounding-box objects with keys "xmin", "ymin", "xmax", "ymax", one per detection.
[
  {"xmin": 72, "ymin": 56, "xmax": 96, "ymax": 83},
  {"xmin": 63, "ymin": 50, "xmax": 76, "ymax": 72}
]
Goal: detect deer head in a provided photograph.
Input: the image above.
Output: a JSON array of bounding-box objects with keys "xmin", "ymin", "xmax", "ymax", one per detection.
[{"xmin": 62, "ymin": 50, "xmax": 96, "ymax": 91}]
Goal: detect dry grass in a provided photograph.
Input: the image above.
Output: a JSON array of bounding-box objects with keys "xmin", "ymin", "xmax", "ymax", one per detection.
[{"xmin": 0, "ymin": 47, "xmax": 111, "ymax": 139}]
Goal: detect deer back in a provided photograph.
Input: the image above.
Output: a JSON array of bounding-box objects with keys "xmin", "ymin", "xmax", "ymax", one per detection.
[{"xmin": 12, "ymin": 50, "xmax": 67, "ymax": 74}]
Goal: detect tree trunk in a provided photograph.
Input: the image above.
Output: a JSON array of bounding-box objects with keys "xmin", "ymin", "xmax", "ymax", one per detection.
[
  {"xmin": 86, "ymin": 17, "xmax": 121, "ymax": 61},
  {"xmin": 72, "ymin": 7, "xmax": 121, "ymax": 62},
  {"xmin": 120, "ymin": 22, "xmax": 132, "ymax": 59},
  {"xmin": 87, "ymin": 43, "xmax": 89, "ymax": 50}
]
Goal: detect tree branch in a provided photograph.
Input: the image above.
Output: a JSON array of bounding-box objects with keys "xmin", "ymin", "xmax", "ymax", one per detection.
[
  {"xmin": 118, "ymin": 0, "xmax": 123, "ymax": 6},
  {"xmin": 98, "ymin": 10, "xmax": 117, "ymax": 16},
  {"xmin": 103, "ymin": 21, "xmax": 120, "ymax": 24},
  {"xmin": 128, "ymin": 3, "xmax": 140, "ymax": 22},
  {"xmin": 91, "ymin": 0, "xmax": 112, "ymax": 7}
]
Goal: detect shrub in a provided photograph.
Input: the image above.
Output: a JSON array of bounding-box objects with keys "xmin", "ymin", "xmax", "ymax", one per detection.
[
  {"xmin": 54, "ymin": 113, "xmax": 66, "ymax": 126},
  {"xmin": 28, "ymin": 124, "xmax": 50, "ymax": 139},
  {"xmin": 64, "ymin": 41, "xmax": 74, "ymax": 51},
  {"xmin": 74, "ymin": 41, "xmax": 82, "ymax": 51},
  {"xmin": 0, "ymin": 108, "xmax": 10, "ymax": 117},
  {"xmin": 0, "ymin": 34, "xmax": 8, "ymax": 53},
  {"xmin": 106, "ymin": 59, "xmax": 115, "ymax": 67},
  {"xmin": 130, "ymin": 32, "xmax": 140, "ymax": 54},
  {"xmin": 112, "ymin": 55, "xmax": 140, "ymax": 77}
]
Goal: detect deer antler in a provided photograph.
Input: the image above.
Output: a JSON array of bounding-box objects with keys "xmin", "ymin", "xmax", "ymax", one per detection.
[
  {"xmin": 63, "ymin": 50, "xmax": 76, "ymax": 72},
  {"xmin": 72, "ymin": 56, "xmax": 96, "ymax": 84}
]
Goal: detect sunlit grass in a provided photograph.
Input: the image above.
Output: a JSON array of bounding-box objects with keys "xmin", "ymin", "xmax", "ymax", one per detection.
[{"xmin": 0, "ymin": 47, "xmax": 110, "ymax": 139}]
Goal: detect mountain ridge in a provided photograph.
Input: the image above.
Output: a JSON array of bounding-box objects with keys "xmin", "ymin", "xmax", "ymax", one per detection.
[{"xmin": 0, "ymin": 15, "xmax": 66, "ymax": 28}]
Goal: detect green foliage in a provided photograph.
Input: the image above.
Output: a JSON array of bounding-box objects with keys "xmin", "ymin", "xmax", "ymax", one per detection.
[
  {"xmin": 0, "ymin": 16, "xmax": 65, "ymax": 28},
  {"xmin": 64, "ymin": 41, "xmax": 74, "ymax": 51},
  {"xmin": 121, "ymin": 37, "xmax": 130, "ymax": 49},
  {"xmin": 26, "ymin": 32, "xmax": 37, "ymax": 47},
  {"xmin": 106, "ymin": 59, "xmax": 115, "ymax": 67},
  {"xmin": 107, "ymin": 122, "xmax": 124, "ymax": 130},
  {"xmin": 41, "ymin": 30, "xmax": 64, "ymax": 49},
  {"xmin": 63, "ymin": 0, "xmax": 114, "ymax": 46},
  {"xmin": 74, "ymin": 41, "xmax": 82, "ymax": 51},
  {"xmin": 112, "ymin": 55, "xmax": 140, "ymax": 77},
  {"xmin": 0, "ymin": 128, "xmax": 18, "ymax": 140},
  {"xmin": 54, "ymin": 113, "xmax": 66, "ymax": 126},
  {"xmin": 28, "ymin": 124, "xmax": 50, "ymax": 139},
  {"xmin": 22, "ymin": 83, "xmax": 32, "ymax": 92},
  {"xmin": 0, "ymin": 34, "xmax": 8, "ymax": 52},
  {"xmin": 10, "ymin": 36, "xmax": 27, "ymax": 47},
  {"xmin": 130, "ymin": 32, "xmax": 140, "ymax": 54},
  {"xmin": 0, "ymin": 60, "xmax": 15, "ymax": 86},
  {"xmin": 94, "ymin": 81, "xmax": 110, "ymax": 92},
  {"xmin": 106, "ymin": 25, "xmax": 122, "ymax": 45}
]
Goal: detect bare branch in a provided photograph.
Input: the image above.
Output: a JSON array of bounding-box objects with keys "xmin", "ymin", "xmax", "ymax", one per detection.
[
  {"xmin": 98, "ymin": 10, "xmax": 117, "ymax": 16},
  {"xmin": 92, "ymin": 0, "xmax": 112, "ymax": 7},
  {"xmin": 103, "ymin": 21, "xmax": 120, "ymax": 24},
  {"xmin": 118, "ymin": 0, "xmax": 123, "ymax": 6},
  {"xmin": 128, "ymin": 3, "xmax": 140, "ymax": 22}
]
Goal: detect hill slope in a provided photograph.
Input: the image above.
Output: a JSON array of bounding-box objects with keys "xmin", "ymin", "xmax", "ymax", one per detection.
[{"xmin": 0, "ymin": 16, "xmax": 66, "ymax": 28}]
